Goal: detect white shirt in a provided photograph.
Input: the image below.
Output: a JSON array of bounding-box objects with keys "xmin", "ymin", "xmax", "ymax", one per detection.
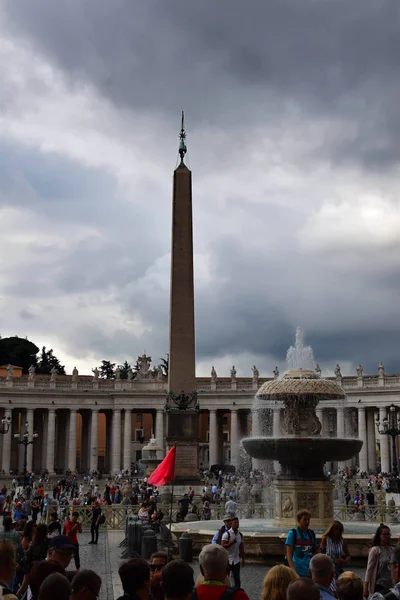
[
  {"xmin": 222, "ymin": 527, "xmax": 242, "ymax": 565},
  {"xmin": 225, "ymin": 499, "xmax": 237, "ymax": 513}
]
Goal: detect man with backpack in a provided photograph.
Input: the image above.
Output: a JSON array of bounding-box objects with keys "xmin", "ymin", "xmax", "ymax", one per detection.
[
  {"xmin": 221, "ymin": 517, "xmax": 245, "ymax": 589},
  {"xmin": 285, "ymin": 509, "xmax": 317, "ymax": 577},
  {"xmin": 194, "ymin": 544, "xmax": 249, "ymax": 600},
  {"xmin": 211, "ymin": 515, "xmax": 232, "ymax": 545}
]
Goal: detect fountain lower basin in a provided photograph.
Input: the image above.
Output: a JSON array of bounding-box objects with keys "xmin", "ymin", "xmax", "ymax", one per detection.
[{"xmin": 243, "ymin": 436, "xmax": 363, "ymax": 479}]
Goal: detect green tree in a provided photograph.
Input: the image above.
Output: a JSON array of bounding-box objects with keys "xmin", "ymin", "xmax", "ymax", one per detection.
[
  {"xmin": 120, "ymin": 360, "xmax": 132, "ymax": 379},
  {"xmin": 37, "ymin": 347, "xmax": 66, "ymax": 375},
  {"xmin": 0, "ymin": 337, "xmax": 39, "ymax": 373},
  {"xmin": 99, "ymin": 360, "xmax": 116, "ymax": 379}
]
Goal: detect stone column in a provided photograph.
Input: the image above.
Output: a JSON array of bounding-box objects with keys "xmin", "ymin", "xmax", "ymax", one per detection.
[
  {"xmin": 337, "ymin": 407, "xmax": 346, "ymax": 471},
  {"xmin": 358, "ymin": 407, "xmax": 368, "ymax": 473},
  {"xmin": 41, "ymin": 411, "xmax": 48, "ymax": 474},
  {"xmin": 123, "ymin": 409, "xmax": 132, "ymax": 472},
  {"xmin": 155, "ymin": 409, "xmax": 164, "ymax": 459},
  {"xmin": 379, "ymin": 407, "xmax": 390, "ymax": 474},
  {"xmin": 68, "ymin": 409, "xmax": 77, "ymax": 472},
  {"xmin": 90, "ymin": 409, "xmax": 98, "ymax": 472},
  {"xmin": 209, "ymin": 410, "xmax": 218, "ymax": 468},
  {"xmin": 26, "ymin": 408, "xmax": 34, "ymax": 472},
  {"xmin": 18, "ymin": 409, "xmax": 27, "ymax": 473},
  {"xmin": 47, "ymin": 409, "xmax": 56, "ymax": 474},
  {"xmin": 230, "ymin": 409, "xmax": 239, "ymax": 468},
  {"xmin": 111, "ymin": 409, "xmax": 121, "ymax": 473},
  {"xmin": 367, "ymin": 409, "xmax": 377, "ymax": 472},
  {"xmin": 1, "ymin": 408, "xmax": 12, "ymax": 474}
]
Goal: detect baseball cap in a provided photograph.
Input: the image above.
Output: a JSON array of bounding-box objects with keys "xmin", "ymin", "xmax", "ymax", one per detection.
[
  {"xmin": 48, "ymin": 535, "xmax": 74, "ymax": 550},
  {"xmin": 222, "ymin": 514, "xmax": 233, "ymax": 521}
]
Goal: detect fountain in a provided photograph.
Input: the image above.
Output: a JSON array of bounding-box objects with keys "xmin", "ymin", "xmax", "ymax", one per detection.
[
  {"xmin": 140, "ymin": 435, "xmax": 163, "ymax": 476},
  {"xmin": 242, "ymin": 328, "xmax": 363, "ymax": 528}
]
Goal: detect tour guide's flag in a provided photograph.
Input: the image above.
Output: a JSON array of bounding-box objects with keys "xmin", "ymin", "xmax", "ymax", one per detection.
[{"xmin": 147, "ymin": 445, "xmax": 176, "ymax": 487}]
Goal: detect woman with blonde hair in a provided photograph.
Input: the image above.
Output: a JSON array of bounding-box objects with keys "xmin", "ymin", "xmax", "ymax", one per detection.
[
  {"xmin": 261, "ymin": 564, "xmax": 299, "ymax": 600},
  {"xmin": 320, "ymin": 520, "xmax": 351, "ymax": 590},
  {"xmin": 336, "ymin": 571, "xmax": 363, "ymax": 600}
]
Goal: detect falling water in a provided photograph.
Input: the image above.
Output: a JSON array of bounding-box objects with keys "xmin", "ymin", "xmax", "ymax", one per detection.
[{"xmin": 285, "ymin": 326, "xmax": 316, "ymax": 372}]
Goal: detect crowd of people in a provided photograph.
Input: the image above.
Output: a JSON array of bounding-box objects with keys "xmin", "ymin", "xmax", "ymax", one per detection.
[{"xmin": 1, "ymin": 469, "xmax": 400, "ymax": 600}]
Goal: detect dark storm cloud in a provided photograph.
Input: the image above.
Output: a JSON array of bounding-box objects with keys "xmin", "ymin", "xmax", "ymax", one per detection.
[
  {"xmin": 4, "ymin": 0, "xmax": 400, "ymax": 163},
  {"xmin": 2, "ymin": 0, "xmax": 400, "ymax": 375}
]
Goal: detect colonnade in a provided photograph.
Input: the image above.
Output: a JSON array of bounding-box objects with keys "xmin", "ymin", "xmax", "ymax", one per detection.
[{"xmin": 0, "ymin": 404, "xmax": 396, "ymax": 475}]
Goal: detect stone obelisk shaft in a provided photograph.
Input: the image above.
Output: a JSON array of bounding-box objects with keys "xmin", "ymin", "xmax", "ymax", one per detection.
[{"xmin": 168, "ymin": 162, "xmax": 196, "ymax": 395}]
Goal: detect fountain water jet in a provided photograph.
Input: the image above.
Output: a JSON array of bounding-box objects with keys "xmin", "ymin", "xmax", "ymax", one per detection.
[{"xmin": 242, "ymin": 328, "xmax": 363, "ymax": 528}]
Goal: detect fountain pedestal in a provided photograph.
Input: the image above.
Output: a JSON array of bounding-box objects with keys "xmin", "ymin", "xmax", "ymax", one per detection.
[{"xmin": 274, "ymin": 479, "xmax": 334, "ymax": 529}]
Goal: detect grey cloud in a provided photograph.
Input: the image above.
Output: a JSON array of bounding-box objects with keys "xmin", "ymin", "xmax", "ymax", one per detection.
[{"xmin": 2, "ymin": 1, "xmax": 400, "ymax": 375}]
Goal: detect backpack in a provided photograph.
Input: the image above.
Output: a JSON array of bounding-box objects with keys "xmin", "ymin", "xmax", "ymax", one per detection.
[
  {"xmin": 216, "ymin": 525, "xmax": 229, "ymax": 545},
  {"xmin": 284, "ymin": 527, "xmax": 316, "ymax": 566},
  {"xmin": 191, "ymin": 586, "xmax": 244, "ymax": 600}
]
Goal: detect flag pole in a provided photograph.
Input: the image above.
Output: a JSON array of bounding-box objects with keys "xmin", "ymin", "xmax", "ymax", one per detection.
[{"xmin": 167, "ymin": 442, "xmax": 177, "ymax": 560}]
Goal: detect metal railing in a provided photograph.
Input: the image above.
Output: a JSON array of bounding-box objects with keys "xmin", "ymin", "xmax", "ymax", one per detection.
[{"xmin": 43, "ymin": 501, "xmax": 400, "ymax": 531}]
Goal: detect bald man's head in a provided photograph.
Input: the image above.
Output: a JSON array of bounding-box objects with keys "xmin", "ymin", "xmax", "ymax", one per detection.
[{"xmin": 309, "ymin": 554, "xmax": 334, "ymax": 586}]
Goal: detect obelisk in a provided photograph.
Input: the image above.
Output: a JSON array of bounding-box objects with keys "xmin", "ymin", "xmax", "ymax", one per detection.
[{"xmin": 166, "ymin": 113, "xmax": 199, "ymax": 483}]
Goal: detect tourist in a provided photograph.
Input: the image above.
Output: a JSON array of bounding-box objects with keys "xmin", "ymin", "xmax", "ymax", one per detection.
[
  {"xmin": 286, "ymin": 578, "xmax": 320, "ymax": 600},
  {"xmin": 285, "ymin": 509, "xmax": 317, "ymax": 577},
  {"xmin": 48, "ymin": 511, "xmax": 62, "ymax": 537},
  {"xmin": 177, "ymin": 494, "xmax": 191, "ymax": 521},
  {"xmin": 212, "ymin": 515, "xmax": 232, "ymax": 544},
  {"xmin": 47, "ymin": 535, "xmax": 74, "ymax": 570},
  {"xmin": 17, "ymin": 523, "xmax": 50, "ymax": 596},
  {"xmin": 150, "ymin": 551, "xmax": 168, "ymax": 577},
  {"xmin": 221, "ymin": 516, "xmax": 245, "ymax": 589},
  {"xmin": 195, "ymin": 544, "xmax": 249, "ymax": 600},
  {"xmin": 309, "ymin": 554, "xmax": 335, "ymax": 599},
  {"xmin": 89, "ymin": 499, "xmax": 102, "ymax": 545},
  {"xmin": 225, "ymin": 497, "xmax": 237, "ymax": 517},
  {"xmin": 37, "ymin": 573, "xmax": 71, "ymax": 600},
  {"xmin": 336, "ymin": 571, "xmax": 363, "ymax": 600},
  {"xmin": 117, "ymin": 558, "xmax": 150, "ymax": 600},
  {"xmin": 0, "ymin": 540, "xmax": 17, "ymax": 599},
  {"xmin": 368, "ymin": 545, "xmax": 400, "ymax": 600},
  {"xmin": 64, "ymin": 511, "xmax": 82, "ymax": 570},
  {"xmin": 364, "ymin": 523, "xmax": 394, "ymax": 597},
  {"xmin": 261, "ymin": 564, "xmax": 298, "ymax": 600},
  {"xmin": 70, "ymin": 569, "xmax": 102, "ymax": 600},
  {"xmin": 319, "ymin": 520, "xmax": 351, "ymax": 590},
  {"xmin": 161, "ymin": 559, "xmax": 194, "ymax": 600},
  {"xmin": 202, "ymin": 500, "xmax": 211, "ymax": 520}
]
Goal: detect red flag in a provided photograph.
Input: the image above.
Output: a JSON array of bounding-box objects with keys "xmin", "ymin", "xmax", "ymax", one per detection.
[{"xmin": 147, "ymin": 446, "xmax": 176, "ymax": 487}]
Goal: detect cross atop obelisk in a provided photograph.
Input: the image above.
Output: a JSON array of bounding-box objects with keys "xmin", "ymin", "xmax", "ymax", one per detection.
[{"xmin": 166, "ymin": 114, "xmax": 199, "ymax": 482}]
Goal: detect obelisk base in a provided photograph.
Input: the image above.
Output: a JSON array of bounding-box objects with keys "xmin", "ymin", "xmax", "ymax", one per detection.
[{"xmin": 167, "ymin": 412, "xmax": 200, "ymax": 484}]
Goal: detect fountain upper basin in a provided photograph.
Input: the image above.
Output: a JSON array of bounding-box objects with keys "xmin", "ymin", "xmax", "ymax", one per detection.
[{"xmin": 242, "ymin": 436, "xmax": 362, "ymax": 462}]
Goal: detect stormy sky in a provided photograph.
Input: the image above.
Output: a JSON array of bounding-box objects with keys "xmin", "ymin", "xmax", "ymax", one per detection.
[{"xmin": 1, "ymin": 0, "xmax": 400, "ymax": 377}]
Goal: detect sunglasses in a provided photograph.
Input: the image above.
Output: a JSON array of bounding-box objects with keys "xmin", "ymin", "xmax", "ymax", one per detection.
[{"xmin": 150, "ymin": 564, "xmax": 165, "ymax": 571}]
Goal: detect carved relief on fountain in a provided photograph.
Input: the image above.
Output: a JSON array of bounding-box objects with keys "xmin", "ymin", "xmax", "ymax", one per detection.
[
  {"xmin": 281, "ymin": 493, "xmax": 294, "ymax": 518},
  {"xmin": 283, "ymin": 397, "xmax": 322, "ymax": 437},
  {"xmin": 297, "ymin": 492, "xmax": 319, "ymax": 518}
]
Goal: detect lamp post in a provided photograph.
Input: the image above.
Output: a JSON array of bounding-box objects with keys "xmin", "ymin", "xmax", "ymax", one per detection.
[
  {"xmin": 376, "ymin": 404, "xmax": 400, "ymax": 493},
  {"xmin": 0, "ymin": 416, "xmax": 11, "ymax": 435},
  {"xmin": 14, "ymin": 421, "xmax": 39, "ymax": 487}
]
